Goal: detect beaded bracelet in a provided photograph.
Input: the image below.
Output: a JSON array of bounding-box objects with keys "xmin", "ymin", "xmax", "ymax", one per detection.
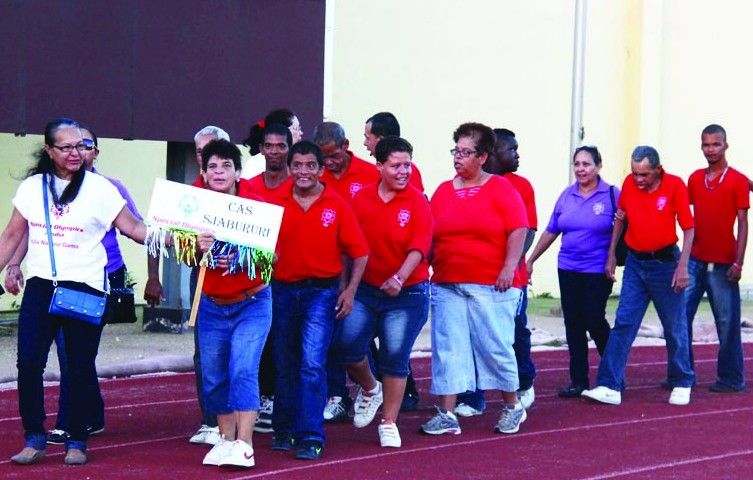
[{"xmin": 391, "ymin": 274, "xmax": 404, "ymax": 287}]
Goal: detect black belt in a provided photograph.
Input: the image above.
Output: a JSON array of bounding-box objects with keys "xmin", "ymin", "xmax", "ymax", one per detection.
[
  {"xmin": 629, "ymin": 245, "xmax": 676, "ymax": 261},
  {"xmin": 277, "ymin": 276, "xmax": 339, "ymax": 289}
]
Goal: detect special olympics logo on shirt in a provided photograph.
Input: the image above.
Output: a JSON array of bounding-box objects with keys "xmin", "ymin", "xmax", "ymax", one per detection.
[
  {"xmin": 321, "ymin": 208, "xmax": 336, "ymax": 227},
  {"xmin": 656, "ymin": 196, "xmax": 668, "ymax": 211},
  {"xmin": 592, "ymin": 202, "xmax": 605, "ymax": 215},
  {"xmin": 349, "ymin": 183, "xmax": 363, "ymax": 197},
  {"xmin": 51, "ymin": 204, "xmax": 70, "ymax": 220},
  {"xmin": 397, "ymin": 209, "xmax": 411, "ymax": 227}
]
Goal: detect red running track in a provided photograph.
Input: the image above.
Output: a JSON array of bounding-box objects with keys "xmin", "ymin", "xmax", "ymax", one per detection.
[{"xmin": 0, "ymin": 344, "xmax": 752, "ymax": 479}]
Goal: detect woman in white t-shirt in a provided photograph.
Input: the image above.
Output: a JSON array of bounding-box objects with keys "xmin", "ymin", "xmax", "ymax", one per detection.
[{"xmin": 0, "ymin": 118, "xmax": 151, "ymax": 466}]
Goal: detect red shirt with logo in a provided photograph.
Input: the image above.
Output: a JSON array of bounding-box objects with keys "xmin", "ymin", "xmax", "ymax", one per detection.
[
  {"xmin": 247, "ymin": 173, "xmax": 293, "ymax": 206},
  {"xmin": 352, "ymin": 184, "xmax": 432, "ymax": 287},
  {"xmin": 202, "ymin": 178, "xmax": 266, "ymax": 298},
  {"xmin": 321, "ymin": 151, "xmax": 380, "ymax": 200},
  {"xmin": 431, "ymin": 175, "xmax": 529, "ymax": 285},
  {"xmin": 619, "ymin": 172, "xmax": 694, "ymax": 252},
  {"xmin": 273, "ymin": 184, "xmax": 370, "ymax": 282},
  {"xmin": 688, "ymin": 166, "xmax": 750, "ymax": 263},
  {"xmin": 505, "ymin": 173, "xmax": 537, "ymax": 288}
]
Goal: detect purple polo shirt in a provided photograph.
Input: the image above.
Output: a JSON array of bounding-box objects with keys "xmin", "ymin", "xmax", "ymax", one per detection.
[
  {"xmin": 545, "ymin": 178, "xmax": 618, "ymax": 273},
  {"xmin": 92, "ymin": 167, "xmax": 143, "ymax": 273}
]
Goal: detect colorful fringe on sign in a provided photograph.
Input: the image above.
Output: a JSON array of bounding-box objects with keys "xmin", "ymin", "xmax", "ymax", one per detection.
[{"xmin": 144, "ymin": 225, "xmax": 275, "ymax": 283}]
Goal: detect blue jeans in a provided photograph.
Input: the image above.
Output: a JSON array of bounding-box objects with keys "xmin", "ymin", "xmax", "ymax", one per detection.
[
  {"xmin": 198, "ymin": 287, "xmax": 272, "ymax": 414},
  {"xmin": 17, "ymin": 277, "xmax": 103, "ymax": 452},
  {"xmin": 596, "ymin": 249, "xmax": 696, "ymax": 390},
  {"xmin": 334, "ymin": 282, "xmax": 428, "ymax": 377},
  {"xmin": 685, "ymin": 257, "xmax": 745, "ymax": 389},
  {"xmin": 191, "ymin": 266, "xmax": 217, "ymax": 427},
  {"xmin": 271, "ymin": 281, "xmax": 338, "ymax": 444}
]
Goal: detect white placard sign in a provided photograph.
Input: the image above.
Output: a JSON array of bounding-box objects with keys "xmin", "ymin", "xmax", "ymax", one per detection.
[{"xmin": 145, "ymin": 179, "xmax": 284, "ymax": 252}]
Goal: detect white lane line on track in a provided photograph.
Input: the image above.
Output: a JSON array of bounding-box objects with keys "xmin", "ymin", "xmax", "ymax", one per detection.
[
  {"xmin": 577, "ymin": 449, "xmax": 753, "ymax": 480},
  {"xmin": 230, "ymin": 406, "xmax": 753, "ymax": 479},
  {"xmin": 0, "ymin": 398, "xmax": 194, "ymax": 423}
]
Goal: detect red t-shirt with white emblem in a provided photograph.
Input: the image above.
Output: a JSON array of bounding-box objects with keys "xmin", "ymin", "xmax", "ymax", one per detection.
[
  {"xmin": 321, "ymin": 152, "xmax": 380, "ymax": 200},
  {"xmin": 505, "ymin": 173, "xmax": 537, "ymax": 288},
  {"xmin": 201, "ymin": 178, "xmax": 267, "ymax": 298},
  {"xmin": 430, "ymin": 175, "xmax": 529, "ymax": 285},
  {"xmin": 247, "ymin": 173, "xmax": 293, "ymax": 206},
  {"xmin": 618, "ymin": 172, "xmax": 694, "ymax": 252},
  {"xmin": 273, "ymin": 184, "xmax": 370, "ymax": 282},
  {"xmin": 688, "ymin": 166, "xmax": 750, "ymax": 263},
  {"xmin": 352, "ymin": 184, "xmax": 432, "ymax": 287}
]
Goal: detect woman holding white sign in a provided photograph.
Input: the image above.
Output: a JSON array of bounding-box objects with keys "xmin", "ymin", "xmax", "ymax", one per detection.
[
  {"xmin": 0, "ymin": 118, "xmax": 153, "ymax": 466},
  {"xmin": 193, "ymin": 139, "xmax": 272, "ymax": 469}
]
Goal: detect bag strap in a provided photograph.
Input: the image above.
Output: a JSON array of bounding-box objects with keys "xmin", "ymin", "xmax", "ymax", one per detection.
[
  {"xmin": 42, "ymin": 173, "xmax": 108, "ymax": 291},
  {"xmin": 608, "ymin": 185, "xmax": 617, "ymax": 221}
]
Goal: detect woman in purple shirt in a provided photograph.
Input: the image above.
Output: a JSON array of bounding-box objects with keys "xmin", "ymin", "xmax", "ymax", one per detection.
[{"xmin": 526, "ymin": 146, "xmax": 617, "ymax": 398}]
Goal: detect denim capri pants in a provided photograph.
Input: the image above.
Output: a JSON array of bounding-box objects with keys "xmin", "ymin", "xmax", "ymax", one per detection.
[
  {"xmin": 430, "ymin": 283, "xmax": 521, "ymax": 394},
  {"xmin": 334, "ymin": 281, "xmax": 429, "ymax": 377},
  {"xmin": 198, "ymin": 286, "xmax": 272, "ymax": 414}
]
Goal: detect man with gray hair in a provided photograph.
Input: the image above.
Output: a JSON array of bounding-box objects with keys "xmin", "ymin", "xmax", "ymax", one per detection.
[
  {"xmin": 582, "ymin": 145, "xmax": 696, "ymax": 406},
  {"xmin": 190, "ymin": 125, "xmax": 231, "ymax": 187},
  {"xmin": 314, "ymin": 121, "xmax": 379, "ymax": 200}
]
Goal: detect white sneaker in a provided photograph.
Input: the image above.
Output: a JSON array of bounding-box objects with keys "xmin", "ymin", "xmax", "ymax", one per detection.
[
  {"xmin": 378, "ymin": 421, "xmax": 402, "ymax": 448},
  {"xmin": 353, "ymin": 382, "xmax": 384, "ymax": 428},
  {"xmin": 454, "ymin": 403, "xmax": 483, "ymax": 417},
  {"xmin": 323, "ymin": 396, "xmax": 348, "ymax": 421},
  {"xmin": 669, "ymin": 387, "xmax": 691, "ymax": 405},
  {"xmin": 190, "ymin": 425, "xmax": 221, "ymax": 445},
  {"xmin": 518, "ymin": 386, "xmax": 535, "ymax": 410},
  {"xmin": 219, "ymin": 439, "xmax": 255, "ymax": 468},
  {"xmin": 581, "ymin": 386, "xmax": 622, "ymax": 405},
  {"xmin": 202, "ymin": 437, "xmax": 232, "ymax": 466}
]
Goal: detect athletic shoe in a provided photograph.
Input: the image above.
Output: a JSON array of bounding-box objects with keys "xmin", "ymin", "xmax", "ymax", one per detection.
[
  {"xmin": 10, "ymin": 447, "xmax": 46, "ymax": 465},
  {"xmin": 271, "ymin": 433, "xmax": 295, "ymax": 451},
  {"xmin": 219, "ymin": 439, "xmax": 255, "ymax": 468},
  {"xmin": 709, "ymin": 383, "xmax": 747, "ymax": 393},
  {"xmin": 668, "ymin": 387, "xmax": 691, "ymax": 405},
  {"xmin": 202, "ymin": 437, "xmax": 233, "ymax": 466},
  {"xmin": 295, "ymin": 440, "xmax": 323, "ymax": 461},
  {"xmin": 254, "ymin": 396, "xmax": 274, "ymax": 433},
  {"xmin": 421, "ymin": 407, "xmax": 461, "ymax": 435},
  {"xmin": 454, "ymin": 403, "xmax": 483, "ymax": 417},
  {"xmin": 518, "ymin": 386, "xmax": 535, "ymax": 410},
  {"xmin": 558, "ymin": 385, "xmax": 587, "ymax": 398},
  {"xmin": 353, "ymin": 382, "xmax": 383, "ymax": 428},
  {"xmin": 190, "ymin": 424, "xmax": 221, "ymax": 445},
  {"xmin": 87, "ymin": 424, "xmax": 105, "ymax": 436},
  {"xmin": 581, "ymin": 386, "xmax": 622, "ymax": 405},
  {"xmin": 63, "ymin": 448, "xmax": 87, "ymax": 465},
  {"xmin": 494, "ymin": 403, "xmax": 527, "ymax": 434},
  {"xmin": 323, "ymin": 396, "xmax": 349, "ymax": 422},
  {"xmin": 378, "ymin": 421, "xmax": 401, "ymax": 448},
  {"xmin": 47, "ymin": 429, "xmax": 70, "ymax": 445}
]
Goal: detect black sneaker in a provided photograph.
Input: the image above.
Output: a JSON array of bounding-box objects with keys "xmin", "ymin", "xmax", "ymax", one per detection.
[
  {"xmin": 47, "ymin": 429, "xmax": 70, "ymax": 445},
  {"xmin": 295, "ymin": 440, "xmax": 323, "ymax": 460},
  {"xmin": 271, "ymin": 433, "xmax": 295, "ymax": 451},
  {"xmin": 709, "ymin": 383, "xmax": 748, "ymax": 393},
  {"xmin": 87, "ymin": 425, "xmax": 105, "ymax": 436}
]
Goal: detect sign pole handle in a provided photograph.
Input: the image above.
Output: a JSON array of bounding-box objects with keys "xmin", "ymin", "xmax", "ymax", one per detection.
[{"xmin": 188, "ymin": 266, "xmax": 206, "ymax": 327}]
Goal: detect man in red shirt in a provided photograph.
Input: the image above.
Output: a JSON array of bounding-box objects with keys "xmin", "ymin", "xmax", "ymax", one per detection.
[
  {"xmin": 685, "ymin": 124, "xmax": 749, "ymax": 392},
  {"xmin": 270, "ymin": 141, "xmax": 369, "ymax": 461},
  {"xmin": 583, "ymin": 146, "xmax": 696, "ymax": 406},
  {"xmin": 314, "ymin": 121, "xmax": 380, "ymax": 200},
  {"xmin": 363, "ymin": 112, "xmax": 425, "ymax": 193},
  {"xmin": 455, "ymin": 128, "xmax": 538, "ymax": 416}
]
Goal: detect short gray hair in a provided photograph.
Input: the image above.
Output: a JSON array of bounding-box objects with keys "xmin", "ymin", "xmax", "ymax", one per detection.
[
  {"xmin": 631, "ymin": 145, "xmax": 660, "ymax": 168},
  {"xmin": 194, "ymin": 125, "xmax": 230, "ymax": 142},
  {"xmin": 312, "ymin": 121, "xmax": 347, "ymax": 147}
]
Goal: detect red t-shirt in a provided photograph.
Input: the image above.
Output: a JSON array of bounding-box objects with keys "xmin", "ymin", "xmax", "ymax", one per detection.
[
  {"xmin": 688, "ymin": 166, "xmax": 750, "ymax": 263},
  {"xmin": 321, "ymin": 152, "xmax": 380, "ymax": 200},
  {"xmin": 191, "ymin": 174, "xmax": 205, "ymax": 188},
  {"xmin": 505, "ymin": 173, "xmax": 537, "ymax": 288},
  {"xmin": 352, "ymin": 184, "xmax": 432, "ymax": 287},
  {"xmin": 273, "ymin": 184, "xmax": 370, "ymax": 282},
  {"xmin": 618, "ymin": 172, "xmax": 694, "ymax": 252},
  {"xmin": 201, "ymin": 179, "xmax": 266, "ymax": 298},
  {"xmin": 247, "ymin": 173, "xmax": 293, "ymax": 206},
  {"xmin": 431, "ymin": 175, "xmax": 529, "ymax": 285},
  {"xmin": 409, "ymin": 162, "xmax": 425, "ymax": 193}
]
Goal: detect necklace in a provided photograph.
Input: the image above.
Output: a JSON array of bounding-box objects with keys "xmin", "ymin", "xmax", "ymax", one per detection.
[{"xmin": 704, "ymin": 165, "xmax": 729, "ymax": 190}]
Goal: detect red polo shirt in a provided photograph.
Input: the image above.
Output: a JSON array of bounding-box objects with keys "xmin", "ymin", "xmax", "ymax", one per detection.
[
  {"xmin": 273, "ymin": 184, "xmax": 370, "ymax": 282},
  {"xmin": 409, "ymin": 163, "xmax": 425, "ymax": 193},
  {"xmin": 431, "ymin": 175, "xmax": 528, "ymax": 285},
  {"xmin": 352, "ymin": 184, "xmax": 432, "ymax": 287},
  {"xmin": 247, "ymin": 173, "xmax": 293, "ymax": 206},
  {"xmin": 619, "ymin": 172, "xmax": 694, "ymax": 252},
  {"xmin": 505, "ymin": 172, "xmax": 538, "ymax": 288},
  {"xmin": 688, "ymin": 166, "xmax": 750, "ymax": 263},
  {"xmin": 201, "ymin": 179, "xmax": 266, "ymax": 298},
  {"xmin": 321, "ymin": 151, "xmax": 380, "ymax": 200}
]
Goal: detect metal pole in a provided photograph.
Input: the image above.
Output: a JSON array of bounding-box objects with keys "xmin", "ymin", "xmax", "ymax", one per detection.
[{"xmin": 569, "ymin": 0, "xmax": 588, "ymax": 183}]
